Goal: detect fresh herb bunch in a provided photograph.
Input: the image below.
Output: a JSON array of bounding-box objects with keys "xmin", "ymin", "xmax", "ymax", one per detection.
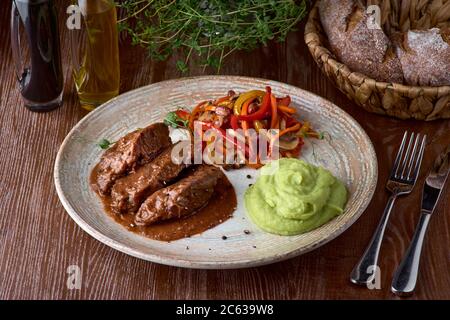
[{"xmin": 117, "ymin": 0, "xmax": 308, "ymax": 72}]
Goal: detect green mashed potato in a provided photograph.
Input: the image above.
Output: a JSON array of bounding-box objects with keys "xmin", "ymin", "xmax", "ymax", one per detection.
[{"xmin": 245, "ymin": 158, "xmax": 347, "ymax": 235}]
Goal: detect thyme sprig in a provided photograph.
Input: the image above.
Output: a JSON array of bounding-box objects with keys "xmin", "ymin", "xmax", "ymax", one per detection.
[{"xmin": 117, "ymin": 0, "xmax": 308, "ymax": 72}]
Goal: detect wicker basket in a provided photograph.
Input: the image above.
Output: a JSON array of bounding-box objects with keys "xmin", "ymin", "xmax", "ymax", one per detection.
[{"xmin": 305, "ymin": 0, "xmax": 450, "ymax": 120}]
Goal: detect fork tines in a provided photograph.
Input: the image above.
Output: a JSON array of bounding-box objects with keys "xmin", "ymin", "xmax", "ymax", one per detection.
[{"xmin": 391, "ymin": 131, "xmax": 427, "ymax": 182}]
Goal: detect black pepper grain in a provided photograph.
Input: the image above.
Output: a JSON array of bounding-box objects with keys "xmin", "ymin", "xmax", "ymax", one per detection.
[
  {"xmin": 244, "ymin": 230, "xmax": 251, "ymax": 235},
  {"xmin": 246, "ymin": 175, "xmax": 252, "ymax": 179},
  {"xmin": 222, "ymin": 236, "xmax": 228, "ymax": 240}
]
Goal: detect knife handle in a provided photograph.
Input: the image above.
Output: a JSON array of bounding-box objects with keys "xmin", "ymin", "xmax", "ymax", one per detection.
[
  {"xmin": 391, "ymin": 212, "xmax": 431, "ymax": 297},
  {"xmin": 350, "ymin": 194, "xmax": 397, "ymax": 285}
]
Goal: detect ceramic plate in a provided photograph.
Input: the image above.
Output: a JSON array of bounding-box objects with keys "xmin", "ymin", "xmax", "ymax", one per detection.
[{"xmin": 54, "ymin": 76, "xmax": 377, "ymax": 269}]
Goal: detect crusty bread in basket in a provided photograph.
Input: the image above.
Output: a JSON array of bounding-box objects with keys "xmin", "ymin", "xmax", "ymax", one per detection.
[{"xmin": 305, "ymin": 0, "xmax": 450, "ymax": 120}]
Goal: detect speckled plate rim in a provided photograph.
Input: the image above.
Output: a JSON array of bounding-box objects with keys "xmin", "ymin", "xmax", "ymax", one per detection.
[{"xmin": 54, "ymin": 75, "xmax": 378, "ymax": 269}]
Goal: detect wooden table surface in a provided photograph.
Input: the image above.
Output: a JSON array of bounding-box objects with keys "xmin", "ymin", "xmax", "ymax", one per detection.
[{"xmin": 1, "ymin": 1, "xmax": 449, "ymax": 300}]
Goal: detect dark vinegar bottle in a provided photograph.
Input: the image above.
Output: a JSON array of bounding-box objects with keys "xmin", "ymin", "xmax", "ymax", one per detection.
[{"xmin": 11, "ymin": 0, "xmax": 64, "ymax": 111}]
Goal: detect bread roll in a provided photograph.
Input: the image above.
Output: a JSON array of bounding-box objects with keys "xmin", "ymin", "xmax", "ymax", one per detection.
[
  {"xmin": 318, "ymin": 0, "xmax": 354, "ymax": 46},
  {"xmin": 395, "ymin": 28, "xmax": 450, "ymax": 86},
  {"xmin": 319, "ymin": 0, "xmax": 404, "ymax": 83}
]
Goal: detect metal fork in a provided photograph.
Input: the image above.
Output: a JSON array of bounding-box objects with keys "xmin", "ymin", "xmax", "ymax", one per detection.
[{"xmin": 350, "ymin": 131, "xmax": 427, "ymax": 285}]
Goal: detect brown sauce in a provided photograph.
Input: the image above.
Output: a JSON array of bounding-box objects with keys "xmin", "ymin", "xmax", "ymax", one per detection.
[{"xmin": 90, "ymin": 171, "xmax": 236, "ymax": 242}]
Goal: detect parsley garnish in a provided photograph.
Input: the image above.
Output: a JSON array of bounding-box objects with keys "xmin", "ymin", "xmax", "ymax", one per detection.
[
  {"xmin": 98, "ymin": 139, "xmax": 113, "ymax": 150},
  {"xmin": 164, "ymin": 111, "xmax": 189, "ymax": 129}
]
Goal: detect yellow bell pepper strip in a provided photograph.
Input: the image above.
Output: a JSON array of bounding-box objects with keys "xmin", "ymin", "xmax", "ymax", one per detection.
[
  {"xmin": 277, "ymin": 105, "xmax": 296, "ymax": 114},
  {"xmin": 237, "ymin": 87, "xmax": 271, "ymax": 121},
  {"xmin": 241, "ymin": 98, "xmax": 256, "ymax": 132},
  {"xmin": 189, "ymin": 101, "xmax": 208, "ymax": 131},
  {"xmin": 204, "ymin": 105, "xmax": 217, "ymax": 112},
  {"xmin": 233, "ymin": 90, "xmax": 264, "ymax": 115},
  {"xmin": 253, "ymin": 120, "xmax": 265, "ymax": 132}
]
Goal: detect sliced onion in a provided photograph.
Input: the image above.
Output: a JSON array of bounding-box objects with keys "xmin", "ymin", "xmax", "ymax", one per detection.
[
  {"xmin": 214, "ymin": 116, "xmax": 224, "ymax": 128},
  {"xmin": 247, "ymin": 102, "xmax": 258, "ymax": 114},
  {"xmin": 280, "ymin": 118, "xmax": 286, "ymax": 131},
  {"xmin": 215, "ymin": 106, "xmax": 230, "ymax": 116},
  {"xmin": 277, "ymin": 135, "xmax": 300, "ymax": 151}
]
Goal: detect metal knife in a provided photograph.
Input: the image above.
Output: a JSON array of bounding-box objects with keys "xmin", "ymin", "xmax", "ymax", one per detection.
[{"xmin": 391, "ymin": 145, "xmax": 450, "ymax": 296}]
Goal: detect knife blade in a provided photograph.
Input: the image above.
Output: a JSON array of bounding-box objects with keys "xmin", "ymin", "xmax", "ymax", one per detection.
[
  {"xmin": 392, "ymin": 144, "xmax": 450, "ymax": 296},
  {"xmin": 422, "ymin": 145, "xmax": 450, "ymax": 213}
]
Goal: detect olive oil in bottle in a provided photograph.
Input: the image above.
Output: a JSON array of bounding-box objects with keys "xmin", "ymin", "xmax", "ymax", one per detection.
[{"xmin": 71, "ymin": 0, "xmax": 120, "ymax": 111}]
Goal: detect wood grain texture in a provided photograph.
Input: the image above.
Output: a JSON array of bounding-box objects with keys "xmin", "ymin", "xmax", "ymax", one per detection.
[{"xmin": 0, "ymin": 0, "xmax": 449, "ymax": 299}]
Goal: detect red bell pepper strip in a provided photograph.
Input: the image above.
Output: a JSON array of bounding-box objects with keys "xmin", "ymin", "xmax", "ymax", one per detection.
[
  {"xmin": 286, "ymin": 116, "xmax": 300, "ymax": 128},
  {"xmin": 277, "ymin": 95, "xmax": 291, "ymax": 107},
  {"xmin": 270, "ymin": 94, "xmax": 278, "ymax": 129},
  {"xmin": 175, "ymin": 109, "xmax": 190, "ymax": 121},
  {"xmin": 230, "ymin": 115, "xmax": 239, "ymax": 131},
  {"xmin": 195, "ymin": 121, "xmax": 249, "ymax": 156},
  {"xmin": 241, "ymin": 97, "xmax": 256, "ymax": 131},
  {"xmin": 237, "ymin": 86, "xmax": 271, "ymax": 122}
]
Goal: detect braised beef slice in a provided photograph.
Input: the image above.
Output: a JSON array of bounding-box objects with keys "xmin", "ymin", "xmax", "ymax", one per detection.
[
  {"xmin": 110, "ymin": 142, "xmax": 191, "ymax": 214},
  {"xmin": 135, "ymin": 165, "xmax": 222, "ymax": 226},
  {"xmin": 92, "ymin": 123, "xmax": 171, "ymax": 195}
]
